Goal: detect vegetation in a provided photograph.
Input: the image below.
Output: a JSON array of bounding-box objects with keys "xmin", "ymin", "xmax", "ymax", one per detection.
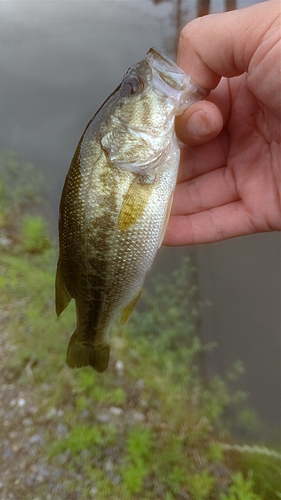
[
  {"xmin": 0, "ymin": 151, "xmax": 280, "ymax": 499},
  {"xmin": 20, "ymin": 214, "xmax": 51, "ymax": 254},
  {"xmin": 0, "ymin": 150, "xmax": 46, "ymax": 231}
]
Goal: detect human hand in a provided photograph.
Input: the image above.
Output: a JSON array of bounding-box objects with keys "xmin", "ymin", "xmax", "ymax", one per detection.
[{"xmin": 164, "ymin": 0, "xmax": 281, "ymax": 246}]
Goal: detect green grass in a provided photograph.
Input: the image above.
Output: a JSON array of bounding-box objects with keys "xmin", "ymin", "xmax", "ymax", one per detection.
[
  {"xmin": 1, "ymin": 245, "xmax": 280, "ymax": 499},
  {"xmin": 220, "ymin": 472, "xmax": 262, "ymax": 500},
  {"xmin": 0, "ymin": 151, "xmax": 280, "ymax": 498},
  {"xmin": 49, "ymin": 424, "xmax": 104, "ymax": 457},
  {"xmin": 20, "ymin": 214, "xmax": 51, "ymax": 254}
]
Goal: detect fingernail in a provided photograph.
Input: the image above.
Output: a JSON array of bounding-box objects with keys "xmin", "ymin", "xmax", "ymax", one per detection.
[{"xmin": 187, "ymin": 109, "xmax": 216, "ymax": 138}]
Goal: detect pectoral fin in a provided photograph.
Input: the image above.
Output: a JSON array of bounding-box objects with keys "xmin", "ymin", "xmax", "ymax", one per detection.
[
  {"xmin": 118, "ymin": 176, "xmax": 154, "ymax": 231},
  {"xmin": 121, "ymin": 290, "xmax": 142, "ymax": 324},
  {"xmin": 55, "ymin": 258, "xmax": 72, "ymax": 316}
]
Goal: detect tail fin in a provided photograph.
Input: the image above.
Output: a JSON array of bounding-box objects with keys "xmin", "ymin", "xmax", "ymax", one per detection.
[{"xmin": 66, "ymin": 334, "xmax": 110, "ymax": 373}]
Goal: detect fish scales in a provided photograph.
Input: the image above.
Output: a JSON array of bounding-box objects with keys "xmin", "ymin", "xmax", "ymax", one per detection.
[{"xmin": 56, "ymin": 48, "xmax": 205, "ymax": 372}]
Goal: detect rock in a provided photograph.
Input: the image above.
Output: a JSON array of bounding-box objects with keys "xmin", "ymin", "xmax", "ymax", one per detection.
[
  {"xmin": 29, "ymin": 434, "xmax": 43, "ymax": 445},
  {"xmin": 110, "ymin": 406, "xmax": 123, "ymax": 416},
  {"xmin": 96, "ymin": 413, "xmax": 110, "ymax": 423}
]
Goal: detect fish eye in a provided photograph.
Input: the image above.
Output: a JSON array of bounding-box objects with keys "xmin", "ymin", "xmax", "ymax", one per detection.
[{"xmin": 120, "ymin": 75, "xmax": 143, "ymax": 96}]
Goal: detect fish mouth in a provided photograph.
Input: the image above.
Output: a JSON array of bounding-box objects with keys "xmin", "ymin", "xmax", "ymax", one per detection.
[{"xmin": 145, "ymin": 47, "xmax": 206, "ymax": 115}]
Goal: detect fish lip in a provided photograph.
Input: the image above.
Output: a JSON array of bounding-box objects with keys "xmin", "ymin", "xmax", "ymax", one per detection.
[
  {"xmin": 146, "ymin": 48, "xmax": 187, "ymax": 89},
  {"xmin": 145, "ymin": 47, "xmax": 207, "ymax": 114}
]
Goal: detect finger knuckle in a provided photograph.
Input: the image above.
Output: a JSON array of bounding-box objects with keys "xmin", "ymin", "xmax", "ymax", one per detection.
[{"xmin": 179, "ymin": 17, "xmax": 204, "ymax": 47}]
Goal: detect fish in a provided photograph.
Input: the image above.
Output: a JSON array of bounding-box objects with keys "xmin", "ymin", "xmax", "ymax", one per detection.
[{"xmin": 55, "ymin": 48, "xmax": 205, "ymax": 373}]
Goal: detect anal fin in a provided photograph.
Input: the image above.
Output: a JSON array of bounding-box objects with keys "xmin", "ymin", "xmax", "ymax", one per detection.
[{"xmin": 121, "ymin": 290, "xmax": 142, "ymax": 324}]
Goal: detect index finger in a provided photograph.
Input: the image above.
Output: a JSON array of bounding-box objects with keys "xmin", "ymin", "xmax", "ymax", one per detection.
[{"xmin": 177, "ymin": 1, "xmax": 278, "ymax": 89}]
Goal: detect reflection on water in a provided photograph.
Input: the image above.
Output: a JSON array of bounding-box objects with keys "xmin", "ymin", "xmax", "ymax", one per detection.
[{"xmin": 197, "ymin": 0, "xmax": 236, "ymax": 17}]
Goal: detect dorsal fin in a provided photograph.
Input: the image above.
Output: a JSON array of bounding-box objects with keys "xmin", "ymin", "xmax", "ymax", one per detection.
[{"xmin": 55, "ymin": 258, "xmax": 72, "ymax": 316}]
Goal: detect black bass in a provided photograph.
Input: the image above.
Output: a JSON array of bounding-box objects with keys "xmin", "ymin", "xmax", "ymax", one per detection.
[{"xmin": 55, "ymin": 48, "xmax": 205, "ymax": 372}]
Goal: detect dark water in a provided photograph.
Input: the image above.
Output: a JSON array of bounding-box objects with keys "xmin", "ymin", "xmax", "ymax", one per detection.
[{"xmin": 0, "ymin": 0, "xmax": 280, "ymax": 429}]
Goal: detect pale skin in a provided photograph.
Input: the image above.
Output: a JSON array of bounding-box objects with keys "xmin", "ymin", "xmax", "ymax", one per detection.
[{"xmin": 164, "ymin": 0, "xmax": 281, "ymax": 246}]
